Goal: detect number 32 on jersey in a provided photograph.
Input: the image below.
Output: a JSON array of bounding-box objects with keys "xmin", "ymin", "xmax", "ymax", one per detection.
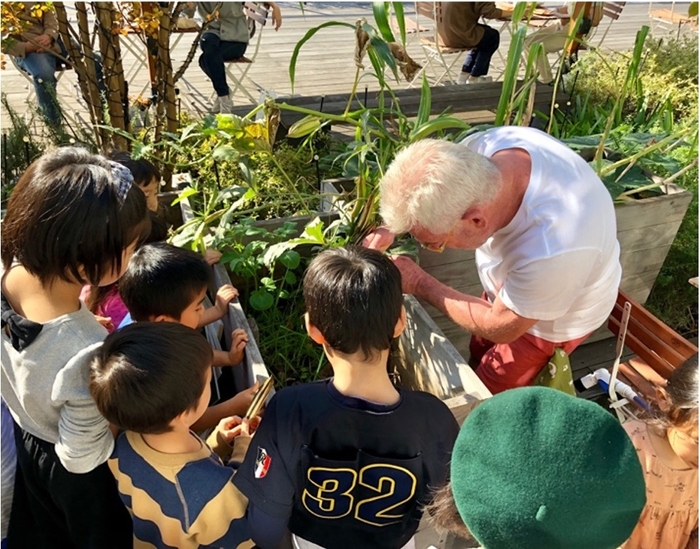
[{"xmin": 301, "ymin": 464, "xmax": 417, "ymax": 527}]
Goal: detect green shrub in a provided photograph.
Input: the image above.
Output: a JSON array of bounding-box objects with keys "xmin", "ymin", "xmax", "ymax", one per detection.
[{"xmin": 567, "ymin": 35, "xmax": 698, "ymax": 127}]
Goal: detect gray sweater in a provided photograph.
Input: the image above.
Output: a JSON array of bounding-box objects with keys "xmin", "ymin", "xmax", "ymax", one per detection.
[
  {"xmin": 1, "ymin": 301, "xmax": 113, "ymax": 474},
  {"xmin": 190, "ymin": 2, "xmax": 250, "ymax": 44}
]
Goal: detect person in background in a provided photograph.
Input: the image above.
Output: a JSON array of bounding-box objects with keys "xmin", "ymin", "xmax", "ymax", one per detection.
[
  {"xmin": 427, "ymin": 386, "xmax": 646, "ymax": 549},
  {"xmin": 186, "ymin": 2, "xmax": 282, "ymax": 113},
  {"xmin": 622, "ymin": 354, "xmax": 698, "ymax": 549},
  {"xmin": 2, "ymin": 3, "xmax": 63, "ymax": 125},
  {"xmin": 437, "ymin": 3, "xmax": 513, "ymax": 84}
]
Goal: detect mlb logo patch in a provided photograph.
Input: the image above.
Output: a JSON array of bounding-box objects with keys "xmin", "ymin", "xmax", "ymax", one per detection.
[{"xmin": 255, "ymin": 447, "xmax": 271, "ymax": 479}]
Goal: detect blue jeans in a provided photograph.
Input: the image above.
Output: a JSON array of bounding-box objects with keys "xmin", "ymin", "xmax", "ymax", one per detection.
[
  {"xmin": 199, "ymin": 32, "xmax": 248, "ymax": 97},
  {"xmin": 462, "ymin": 24, "xmax": 501, "ymax": 77},
  {"xmin": 15, "ymin": 51, "xmax": 61, "ymax": 125}
]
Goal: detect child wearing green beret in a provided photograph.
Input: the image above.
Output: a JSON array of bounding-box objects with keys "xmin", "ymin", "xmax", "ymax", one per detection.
[
  {"xmin": 621, "ymin": 354, "xmax": 698, "ymax": 549},
  {"xmin": 427, "ymin": 386, "xmax": 647, "ymax": 549}
]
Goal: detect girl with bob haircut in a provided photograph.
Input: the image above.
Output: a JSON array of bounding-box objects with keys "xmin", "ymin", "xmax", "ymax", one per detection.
[{"xmin": 1, "ymin": 147, "xmax": 150, "ymax": 548}]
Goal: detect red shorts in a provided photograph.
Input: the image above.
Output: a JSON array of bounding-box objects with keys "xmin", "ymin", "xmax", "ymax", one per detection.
[{"xmin": 472, "ymin": 330, "xmax": 590, "ymax": 395}]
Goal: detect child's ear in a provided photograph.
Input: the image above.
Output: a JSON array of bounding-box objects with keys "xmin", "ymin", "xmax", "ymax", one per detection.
[
  {"xmin": 304, "ymin": 313, "xmax": 327, "ymax": 345},
  {"xmin": 393, "ymin": 306, "xmax": 407, "ymax": 338},
  {"xmin": 152, "ymin": 314, "xmax": 177, "ymax": 323}
]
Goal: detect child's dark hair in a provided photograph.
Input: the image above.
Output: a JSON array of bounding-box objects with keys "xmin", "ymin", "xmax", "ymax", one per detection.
[
  {"xmin": 303, "ymin": 246, "xmax": 403, "ymax": 360},
  {"xmin": 86, "ymin": 211, "xmax": 168, "ymax": 315},
  {"xmin": 663, "ymin": 353, "xmax": 698, "ymax": 435},
  {"xmin": 1, "ymin": 147, "xmax": 150, "ymax": 286},
  {"xmin": 89, "ymin": 322, "xmax": 213, "ymax": 434},
  {"xmin": 107, "ymin": 150, "xmax": 161, "ymax": 188},
  {"xmin": 119, "ymin": 242, "xmax": 212, "ymax": 321}
]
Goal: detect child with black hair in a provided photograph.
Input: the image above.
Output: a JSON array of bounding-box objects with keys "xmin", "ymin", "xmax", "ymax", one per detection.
[
  {"xmin": 622, "ymin": 354, "xmax": 698, "ymax": 549},
  {"xmin": 85, "ymin": 150, "xmax": 221, "ymax": 331},
  {"xmin": 89, "ymin": 322, "xmax": 257, "ymax": 549},
  {"xmin": 118, "ymin": 242, "xmax": 253, "ymax": 430},
  {"xmin": 1, "ymin": 147, "xmax": 150, "ymax": 547},
  {"xmin": 234, "ymin": 246, "xmax": 459, "ymax": 549}
]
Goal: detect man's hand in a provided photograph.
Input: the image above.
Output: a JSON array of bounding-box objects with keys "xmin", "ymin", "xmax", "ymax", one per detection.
[
  {"xmin": 362, "ymin": 227, "xmax": 395, "ymax": 253},
  {"xmin": 35, "ymin": 34, "xmax": 53, "ymax": 48},
  {"xmin": 390, "ymin": 255, "xmax": 426, "ymax": 295},
  {"xmin": 204, "ymin": 248, "xmax": 222, "ymax": 265},
  {"xmin": 228, "ymin": 328, "xmax": 248, "ymax": 365},
  {"xmin": 269, "ymin": 2, "xmax": 282, "ymax": 30},
  {"xmin": 215, "ymin": 284, "xmax": 239, "ymax": 316}
]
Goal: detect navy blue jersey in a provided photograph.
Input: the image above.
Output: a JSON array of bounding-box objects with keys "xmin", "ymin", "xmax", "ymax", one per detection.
[{"xmin": 234, "ymin": 379, "xmax": 459, "ymax": 549}]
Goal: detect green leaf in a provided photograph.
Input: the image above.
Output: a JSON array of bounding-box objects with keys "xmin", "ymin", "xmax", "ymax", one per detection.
[
  {"xmin": 212, "ymin": 144, "xmax": 239, "ymax": 162},
  {"xmin": 250, "ymin": 289, "xmax": 274, "ymax": 311},
  {"xmin": 279, "ymin": 250, "xmax": 301, "ymax": 270},
  {"xmin": 260, "ymin": 277, "xmax": 277, "ymax": 291},
  {"xmin": 372, "ymin": 2, "xmax": 395, "ymax": 43},
  {"xmin": 393, "ymin": 2, "xmax": 406, "ymax": 46},
  {"xmin": 289, "ymin": 21, "xmax": 355, "ymax": 94},
  {"xmin": 131, "ymin": 141, "xmax": 153, "ymax": 160},
  {"xmin": 171, "ymin": 187, "xmax": 198, "ymax": 205},
  {"xmin": 284, "ymin": 271, "xmax": 298, "ymax": 285},
  {"xmin": 410, "ymin": 117, "xmax": 470, "ymax": 141},
  {"xmin": 415, "ymin": 74, "xmax": 431, "ymax": 128}
]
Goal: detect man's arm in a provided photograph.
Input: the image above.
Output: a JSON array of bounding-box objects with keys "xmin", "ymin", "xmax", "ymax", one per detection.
[{"xmin": 393, "ymin": 256, "xmax": 537, "ymax": 343}]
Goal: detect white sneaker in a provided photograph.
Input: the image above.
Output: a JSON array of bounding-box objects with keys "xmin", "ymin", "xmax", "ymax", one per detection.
[
  {"xmin": 466, "ymin": 75, "xmax": 493, "ymax": 84},
  {"xmin": 457, "ymin": 71, "xmax": 470, "ymax": 85},
  {"xmin": 217, "ymin": 94, "xmax": 234, "ymax": 114}
]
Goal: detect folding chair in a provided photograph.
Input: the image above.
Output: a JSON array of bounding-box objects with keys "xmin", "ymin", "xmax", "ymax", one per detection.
[
  {"xmin": 410, "ymin": 2, "xmax": 470, "ymax": 87},
  {"xmin": 648, "ymin": 1, "xmax": 697, "ymax": 38},
  {"xmin": 211, "ymin": 1, "xmax": 269, "ymax": 104},
  {"xmin": 589, "ymin": 2, "xmax": 626, "ymax": 47}
]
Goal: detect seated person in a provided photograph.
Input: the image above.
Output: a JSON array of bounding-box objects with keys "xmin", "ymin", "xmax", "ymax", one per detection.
[
  {"xmin": 2, "ymin": 3, "xmax": 63, "ymax": 125},
  {"xmin": 234, "ymin": 246, "xmax": 459, "ymax": 549},
  {"xmin": 437, "ymin": 2, "xmax": 513, "ymax": 84},
  {"xmin": 2, "ymin": 2, "xmax": 105, "ymax": 126},
  {"xmin": 186, "ymin": 2, "xmax": 282, "ymax": 113},
  {"xmin": 119, "ymin": 242, "xmax": 253, "ymax": 430},
  {"xmin": 89, "ymin": 322, "xmax": 258, "ymax": 549}
]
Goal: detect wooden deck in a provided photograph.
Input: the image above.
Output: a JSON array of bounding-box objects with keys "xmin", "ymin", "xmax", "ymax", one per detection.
[{"xmin": 0, "ymin": 2, "xmax": 695, "ymax": 127}]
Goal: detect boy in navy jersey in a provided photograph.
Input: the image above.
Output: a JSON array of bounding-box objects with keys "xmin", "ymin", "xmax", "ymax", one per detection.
[{"xmin": 234, "ymin": 246, "xmax": 459, "ymax": 549}]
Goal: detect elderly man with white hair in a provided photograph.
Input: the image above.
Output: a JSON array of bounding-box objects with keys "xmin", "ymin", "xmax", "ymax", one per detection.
[{"xmin": 365, "ymin": 126, "xmax": 621, "ymax": 394}]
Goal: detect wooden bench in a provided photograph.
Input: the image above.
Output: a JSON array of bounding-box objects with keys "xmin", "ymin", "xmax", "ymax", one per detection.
[
  {"xmin": 607, "ymin": 289, "xmax": 697, "ymax": 406},
  {"xmin": 228, "ymin": 81, "xmax": 569, "ymax": 130}
]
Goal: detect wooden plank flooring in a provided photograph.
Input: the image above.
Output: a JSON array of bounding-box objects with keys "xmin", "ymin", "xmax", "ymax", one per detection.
[{"xmin": 1, "ymin": 2, "xmax": 695, "ymax": 127}]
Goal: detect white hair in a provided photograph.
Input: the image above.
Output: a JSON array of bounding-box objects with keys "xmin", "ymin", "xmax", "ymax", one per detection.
[{"xmin": 379, "ymin": 139, "xmax": 503, "ymax": 234}]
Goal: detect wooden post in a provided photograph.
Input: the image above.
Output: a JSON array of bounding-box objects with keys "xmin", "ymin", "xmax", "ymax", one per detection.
[{"xmin": 95, "ymin": 1, "xmax": 128, "ymax": 150}]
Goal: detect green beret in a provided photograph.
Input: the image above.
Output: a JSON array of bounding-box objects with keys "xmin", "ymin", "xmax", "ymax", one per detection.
[{"xmin": 451, "ymin": 387, "xmax": 646, "ymax": 549}]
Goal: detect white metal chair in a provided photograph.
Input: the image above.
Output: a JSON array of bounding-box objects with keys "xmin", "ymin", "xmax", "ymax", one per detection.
[
  {"xmin": 648, "ymin": 1, "xmax": 697, "ymax": 38},
  {"xmin": 410, "ymin": 2, "xmax": 470, "ymax": 86},
  {"xmin": 211, "ymin": 2, "xmax": 270, "ymax": 103}
]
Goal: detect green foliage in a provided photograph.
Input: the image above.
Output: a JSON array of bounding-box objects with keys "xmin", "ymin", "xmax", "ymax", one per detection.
[
  {"xmin": 565, "ymin": 34, "xmax": 698, "ymax": 127},
  {"xmin": 217, "ymin": 220, "xmax": 331, "ymax": 386}
]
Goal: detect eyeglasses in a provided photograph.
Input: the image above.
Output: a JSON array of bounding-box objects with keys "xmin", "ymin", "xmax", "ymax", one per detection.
[{"xmin": 417, "ymin": 222, "xmax": 458, "ymax": 254}]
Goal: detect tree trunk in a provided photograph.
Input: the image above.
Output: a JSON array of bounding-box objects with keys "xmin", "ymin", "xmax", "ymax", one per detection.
[{"xmin": 95, "ymin": 1, "xmax": 128, "ymax": 150}]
